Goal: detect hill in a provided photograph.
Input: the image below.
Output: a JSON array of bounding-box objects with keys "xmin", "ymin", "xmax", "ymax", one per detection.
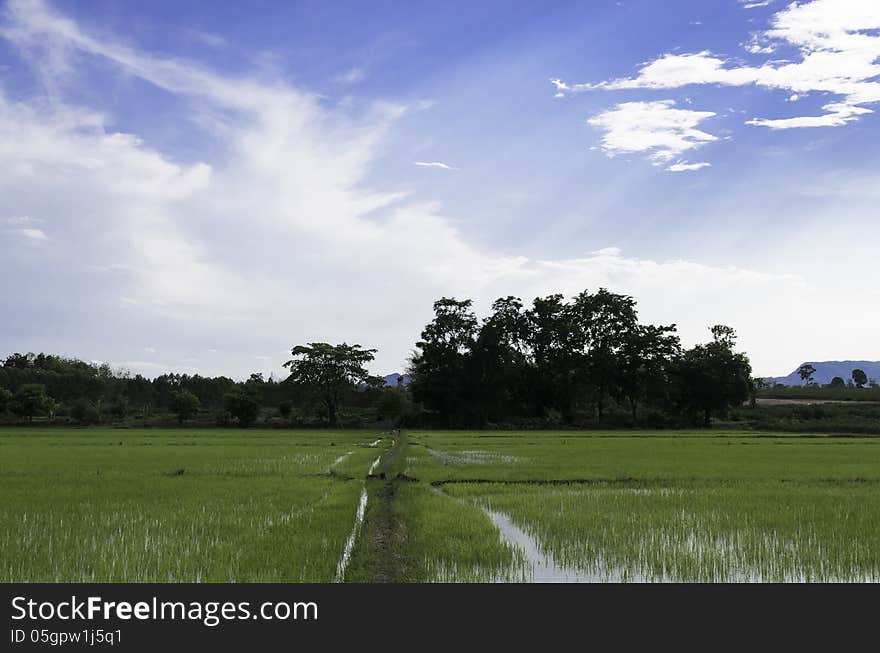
[
  {"xmin": 773, "ymin": 361, "xmax": 880, "ymax": 386},
  {"xmin": 382, "ymin": 373, "xmax": 411, "ymax": 387}
]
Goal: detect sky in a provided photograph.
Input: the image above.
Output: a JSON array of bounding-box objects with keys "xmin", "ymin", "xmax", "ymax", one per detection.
[{"xmin": 1, "ymin": 0, "xmax": 878, "ymax": 380}]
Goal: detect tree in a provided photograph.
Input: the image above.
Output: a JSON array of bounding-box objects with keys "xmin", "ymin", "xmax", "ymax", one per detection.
[
  {"xmin": 749, "ymin": 377, "xmax": 770, "ymax": 408},
  {"xmin": 525, "ymin": 294, "xmax": 579, "ymax": 421},
  {"xmin": 798, "ymin": 364, "xmax": 816, "ymax": 386},
  {"xmin": 675, "ymin": 325, "xmax": 752, "ymax": 426},
  {"xmin": 0, "ymin": 387, "xmax": 12, "ymax": 414},
  {"xmin": 71, "ymin": 398, "xmax": 101, "ymax": 425},
  {"xmin": 283, "ymin": 343, "xmax": 377, "ymax": 427},
  {"xmin": 409, "ymin": 299, "xmax": 478, "ymax": 427},
  {"xmin": 224, "ymin": 391, "xmax": 260, "ymax": 427},
  {"xmin": 278, "ymin": 400, "xmax": 293, "ymax": 420},
  {"xmin": 828, "ymin": 376, "xmax": 846, "ymax": 389},
  {"xmin": 616, "ymin": 323, "xmax": 680, "ymax": 425},
  {"xmin": 109, "ymin": 396, "xmax": 130, "ymax": 420},
  {"xmin": 852, "ymin": 368, "xmax": 868, "ymax": 389},
  {"xmin": 570, "ymin": 288, "xmax": 640, "ymax": 424},
  {"xmin": 10, "ymin": 384, "xmax": 51, "ymax": 421},
  {"xmin": 169, "ymin": 390, "xmax": 201, "ymax": 424},
  {"xmin": 468, "ymin": 297, "xmax": 531, "ymax": 426}
]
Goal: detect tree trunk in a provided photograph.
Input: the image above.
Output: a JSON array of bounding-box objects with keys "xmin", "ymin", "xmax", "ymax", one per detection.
[{"xmin": 703, "ymin": 408, "xmax": 711, "ymax": 427}]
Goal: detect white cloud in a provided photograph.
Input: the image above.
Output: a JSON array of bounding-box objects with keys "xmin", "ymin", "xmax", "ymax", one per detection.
[
  {"xmin": 739, "ymin": 0, "xmax": 773, "ymax": 8},
  {"xmin": 667, "ymin": 161, "xmax": 711, "ymax": 172},
  {"xmin": 15, "ymin": 227, "xmax": 48, "ymax": 240},
  {"xmin": 587, "ymin": 100, "xmax": 717, "ymax": 168},
  {"xmin": 413, "ymin": 161, "xmax": 457, "ymax": 170},
  {"xmin": 746, "ymin": 101, "xmax": 873, "ymax": 129},
  {"xmin": 555, "ymin": 0, "xmax": 880, "ymax": 130}
]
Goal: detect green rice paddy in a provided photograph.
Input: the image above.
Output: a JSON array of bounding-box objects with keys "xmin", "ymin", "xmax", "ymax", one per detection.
[{"xmin": 2, "ymin": 428, "xmax": 879, "ymax": 582}]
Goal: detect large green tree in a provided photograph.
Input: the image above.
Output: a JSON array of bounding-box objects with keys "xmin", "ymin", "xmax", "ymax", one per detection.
[{"xmin": 283, "ymin": 343, "xmax": 377, "ymax": 427}]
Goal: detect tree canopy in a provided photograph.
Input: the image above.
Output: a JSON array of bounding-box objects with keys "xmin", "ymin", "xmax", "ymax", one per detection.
[
  {"xmin": 283, "ymin": 343, "xmax": 378, "ymax": 427},
  {"xmin": 409, "ymin": 289, "xmax": 749, "ymax": 428}
]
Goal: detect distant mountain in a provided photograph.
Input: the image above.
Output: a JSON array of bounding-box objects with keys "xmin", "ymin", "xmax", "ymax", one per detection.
[
  {"xmin": 772, "ymin": 361, "xmax": 880, "ymax": 386},
  {"xmin": 382, "ymin": 373, "xmax": 410, "ymax": 387}
]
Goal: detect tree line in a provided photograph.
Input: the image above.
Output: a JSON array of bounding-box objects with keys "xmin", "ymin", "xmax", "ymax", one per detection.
[
  {"xmin": 0, "ymin": 351, "xmax": 412, "ymax": 427},
  {"xmin": 0, "ymin": 287, "xmax": 755, "ymax": 429},
  {"xmin": 407, "ymin": 289, "xmax": 753, "ymax": 428}
]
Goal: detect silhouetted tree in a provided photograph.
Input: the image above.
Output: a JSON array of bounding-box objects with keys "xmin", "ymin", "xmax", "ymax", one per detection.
[
  {"xmin": 798, "ymin": 363, "xmax": 816, "ymax": 386},
  {"xmin": 616, "ymin": 323, "xmax": 680, "ymax": 424},
  {"xmin": 852, "ymin": 368, "xmax": 868, "ymax": 389},
  {"xmin": 676, "ymin": 325, "xmax": 752, "ymax": 426},
  {"xmin": 409, "ymin": 299, "xmax": 478, "ymax": 427},
  {"xmin": 283, "ymin": 343, "xmax": 377, "ymax": 427}
]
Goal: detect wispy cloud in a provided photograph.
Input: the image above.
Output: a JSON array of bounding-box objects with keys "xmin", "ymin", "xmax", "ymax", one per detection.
[
  {"xmin": 334, "ymin": 67, "xmax": 366, "ymax": 84},
  {"xmin": 668, "ymin": 161, "xmax": 711, "ymax": 172},
  {"xmin": 413, "ymin": 161, "xmax": 457, "ymax": 170},
  {"xmin": 14, "ymin": 227, "xmax": 48, "ymax": 240},
  {"xmin": 6, "ymin": 215, "xmax": 43, "ymax": 225}
]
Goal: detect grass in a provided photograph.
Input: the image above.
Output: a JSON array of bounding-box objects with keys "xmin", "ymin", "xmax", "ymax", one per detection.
[
  {"xmin": 0, "ymin": 428, "xmax": 387, "ymax": 582},
  {"xmin": 405, "ymin": 430, "xmax": 880, "ymax": 483}
]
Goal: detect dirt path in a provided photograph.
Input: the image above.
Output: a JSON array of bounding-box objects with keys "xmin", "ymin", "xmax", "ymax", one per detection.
[{"xmin": 344, "ymin": 431, "xmax": 414, "ymax": 582}]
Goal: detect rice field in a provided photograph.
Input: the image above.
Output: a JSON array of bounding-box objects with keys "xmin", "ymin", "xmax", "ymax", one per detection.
[
  {"xmin": 2, "ymin": 427, "xmax": 879, "ymax": 582},
  {"xmin": 0, "ymin": 429, "xmax": 389, "ymax": 582},
  {"xmin": 404, "ymin": 430, "xmax": 880, "ymax": 582}
]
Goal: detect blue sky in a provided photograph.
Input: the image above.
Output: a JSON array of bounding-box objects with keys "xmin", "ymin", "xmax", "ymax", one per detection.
[{"xmin": 1, "ymin": 0, "xmax": 878, "ymax": 379}]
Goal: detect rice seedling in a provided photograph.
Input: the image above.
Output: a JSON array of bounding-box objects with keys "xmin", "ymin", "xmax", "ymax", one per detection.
[{"xmin": 0, "ymin": 428, "xmax": 387, "ymax": 582}]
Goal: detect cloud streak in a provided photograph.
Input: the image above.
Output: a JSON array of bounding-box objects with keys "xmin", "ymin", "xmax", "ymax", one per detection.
[{"xmin": 413, "ymin": 161, "xmax": 457, "ymax": 170}]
